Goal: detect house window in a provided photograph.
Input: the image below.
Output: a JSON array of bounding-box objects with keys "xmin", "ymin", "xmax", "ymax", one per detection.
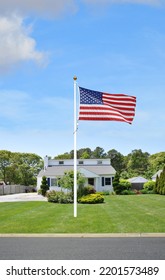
[
  {"xmin": 102, "ymin": 177, "xmax": 111, "ymax": 186},
  {"xmin": 50, "ymin": 178, "xmax": 58, "ymax": 186},
  {"xmin": 59, "ymin": 161, "xmax": 64, "ymax": 165},
  {"xmin": 105, "ymin": 178, "xmax": 111, "ymax": 185},
  {"xmin": 79, "ymin": 161, "xmax": 84, "ymax": 165}
]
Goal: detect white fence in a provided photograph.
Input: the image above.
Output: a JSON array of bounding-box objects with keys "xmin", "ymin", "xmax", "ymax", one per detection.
[{"xmin": 0, "ymin": 185, "xmax": 36, "ymax": 195}]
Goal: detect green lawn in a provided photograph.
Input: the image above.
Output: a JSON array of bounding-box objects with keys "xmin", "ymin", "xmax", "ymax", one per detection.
[{"xmin": 0, "ymin": 195, "xmax": 164, "ymax": 233}]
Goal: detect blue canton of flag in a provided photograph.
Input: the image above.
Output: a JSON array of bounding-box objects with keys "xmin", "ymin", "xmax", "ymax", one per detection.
[{"xmin": 80, "ymin": 88, "xmax": 103, "ymax": 105}]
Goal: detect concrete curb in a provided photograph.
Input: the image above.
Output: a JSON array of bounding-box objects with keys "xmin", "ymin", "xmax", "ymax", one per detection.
[{"xmin": 0, "ymin": 233, "xmax": 165, "ymax": 238}]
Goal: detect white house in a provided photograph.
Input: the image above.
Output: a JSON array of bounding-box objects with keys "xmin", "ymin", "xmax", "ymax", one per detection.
[{"xmin": 37, "ymin": 156, "xmax": 116, "ymax": 193}]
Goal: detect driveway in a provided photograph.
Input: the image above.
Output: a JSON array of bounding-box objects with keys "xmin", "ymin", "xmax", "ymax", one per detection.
[{"xmin": 0, "ymin": 193, "xmax": 47, "ymax": 202}]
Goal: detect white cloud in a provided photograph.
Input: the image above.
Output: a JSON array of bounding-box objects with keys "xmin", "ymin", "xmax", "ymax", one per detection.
[
  {"xmin": 0, "ymin": 14, "xmax": 46, "ymax": 72},
  {"xmin": 0, "ymin": 0, "xmax": 77, "ymax": 18},
  {"xmin": 0, "ymin": 1, "xmax": 77, "ymax": 73}
]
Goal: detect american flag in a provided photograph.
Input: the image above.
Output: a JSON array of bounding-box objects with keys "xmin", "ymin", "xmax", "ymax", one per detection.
[{"xmin": 78, "ymin": 87, "xmax": 136, "ymax": 124}]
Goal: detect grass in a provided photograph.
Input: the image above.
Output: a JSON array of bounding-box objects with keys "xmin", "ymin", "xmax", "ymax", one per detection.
[{"xmin": 0, "ymin": 195, "xmax": 165, "ymax": 233}]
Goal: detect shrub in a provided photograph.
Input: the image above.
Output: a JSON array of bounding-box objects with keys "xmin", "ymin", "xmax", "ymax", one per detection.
[
  {"xmin": 47, "ymin": 191, "xmax": 73, "ymax": 204},
  {"xmin": 143, "ymin": 180, "xmax": 155, "ymax": 191},
  {"xmin": 47, "ymin": 191, "xmax": 59, "ymax": 203},
  {"xmin": 40, "ymin": 176, "xmax": 49, "ymax": 196},
  {"xmin": 37, "ymin": 189, "xmax": 42, "ymax": 195},
  {"xmin": 141, "ymin": 189, "xmax": 148, "ymax": 194},
  {"xmin": 141, "ymin": 189, "xmax": 155, "ymax": 194},
  {"xmin": 58, "ymin": 170, "xmax": 85, "ymax": 198},
  {"xmin": 114, "ymin": 179, "xmax": 131, "ymax": 195},
  {"xmin": 121, "ymin": 190, "xmax": 136, "ymax": 195},
  {"xmin": 77, "ymin": 185, "xmax": 96, "ymax": 198},
  {"xmin": 78, "ymin": 193, "xmax": 104, "ymax": 204}
]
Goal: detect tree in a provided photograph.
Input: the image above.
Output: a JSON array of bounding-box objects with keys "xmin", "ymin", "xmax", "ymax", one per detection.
[
  {"xmin": 113, "ymin": 172, "xmax": 131, "ymax": 194},
  {"xmin": 18, "ymin": 164, "xmax": 35, "ymax": 186},
  {"xmin": 68, "ymin": 148, "xmax": 92, "ymax": 159},
  {"xmin": 107, "ymin": 149, "xmax": 125, "ymax": 172},
  {"xmin": 148, "ymin": 152, "xmax": 165, "ymax": 174},
  {"xmin": 54, "ymin": 152, "xmax": 71, "ymax": 159},
  {"xmin": 0, "ymin": 150, "xmax": 43, "ymax": 185},
  {"xmin": 78, "ymin": 148, "xmax": 92, "ymax": 159},
  {"xmin": 0, "ymin": 150, "xmax": 11, "ymax": 183},
  {"xmin": 11, "ymin": 152, "xmax": 43, "ymax": 185},
  {"xmin": 59, "ymin": 170, "xmax": 85, "ymax": 198},
  {"xmin": 92, "ymin": 146, "xmax": 106, "ymax": 158},
  {"xmin": 155, "ymin": 167, "xmax": 165, "ymax": 195},
  {"xmin": 40, "ymin": 176, "xmax": 49, "ymax": 196},
  {"xmin": 112, "ymin": 171, "xmax": 120, "ymax": 193},
  {"xmin": 127, "ymin": 149, "xmax": 150, "ymax": 177},
  {"xmin": 5, "ymin": 164, "xmax": 21, "ymax": 184},
  {"xmin": 154, "ymin": 175, "xmax": 159, "ymax": 194},
  {"xmin": 80, "ymin": 151, "xmax": 90, "ymax": 159}
]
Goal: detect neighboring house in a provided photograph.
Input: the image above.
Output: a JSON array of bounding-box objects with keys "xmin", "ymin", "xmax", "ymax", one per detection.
[
  {"xmin": 128, "ymin": 176, "xmax": 148, "ymax": 190},
  {"xmin": 37, "ymin": 156, "xmax": 116, "ymax": 193},
  {"xmin": 152, "ymin": 170, "xmax": 163, "ymax": 181}
]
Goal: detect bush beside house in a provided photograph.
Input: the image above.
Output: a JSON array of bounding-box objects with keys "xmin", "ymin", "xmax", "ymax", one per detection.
[
  {"xmin": 47, "ymin": 191, "xmax": 73, "ymax": 203},
  {"xmin": 78, "ymin": 193, "xmax": 104, "ymax": 204},
  {"xmin": 40, "ymin": 176, "xmax": 49, "ymax": 196}
]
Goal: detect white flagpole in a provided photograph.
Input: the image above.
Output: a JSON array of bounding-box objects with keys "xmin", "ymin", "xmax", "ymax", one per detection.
[{"xmin": 73, "ymin": 76, "xmax": 77, "ymax": 217}]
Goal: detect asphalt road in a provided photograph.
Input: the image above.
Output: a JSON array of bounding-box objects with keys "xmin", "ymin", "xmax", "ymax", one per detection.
[{"xmin": 0, "ymin": 237, "xmax": 165, "ymax": 260}]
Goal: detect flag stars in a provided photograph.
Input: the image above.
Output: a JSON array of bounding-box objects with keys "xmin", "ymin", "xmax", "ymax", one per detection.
[{"xmin": 79, "ymin": 87, "xmax": 103, "ymax": 104}]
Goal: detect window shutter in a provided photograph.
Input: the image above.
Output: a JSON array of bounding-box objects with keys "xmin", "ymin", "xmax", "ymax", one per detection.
[{"xmin": 47, "ymin": 178, "xmax": 50, "ymax": 187}]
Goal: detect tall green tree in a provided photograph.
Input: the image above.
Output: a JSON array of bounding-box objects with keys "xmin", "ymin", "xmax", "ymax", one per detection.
[
  {"xmin": 92, "ymin": 146, "xmax": 106, "ymax": 158},
  {"xmin": 127, "ymin": 149, "xmax": 150, "ymax": 177},
  {"xmin": 148, "ymin": 152, "xmax": 165, "ymax": 174},
  {"xmin": 78, "ymin": 148, "xmax": 92, "ymax": 159},
  {"xmin": 0, "ymin": 150, "xmax": 43, "ymax": 185},
  {"xmin": 107, "ymin": 149, "xmax": 125, "ymax": 172},
  {"xmin": 154, "ymin": 167, "xmax": 165, "ymax": 195}
]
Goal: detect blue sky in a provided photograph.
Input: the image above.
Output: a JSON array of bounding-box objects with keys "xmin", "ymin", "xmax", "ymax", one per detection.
[{"xmin": 0, "ymin": 0, "xmax": 165, "ymax": 158}]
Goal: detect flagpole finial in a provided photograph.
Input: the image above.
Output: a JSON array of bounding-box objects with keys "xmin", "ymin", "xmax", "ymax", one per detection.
[{"xmin": 73, "ymin": 76, "xmax": 77, "ymax": 81}]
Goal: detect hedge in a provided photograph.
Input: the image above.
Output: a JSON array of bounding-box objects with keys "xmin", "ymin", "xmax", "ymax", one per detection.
[{"xmin": 78, "ymin": 193, "xmax": 104, "ymax": 204}]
